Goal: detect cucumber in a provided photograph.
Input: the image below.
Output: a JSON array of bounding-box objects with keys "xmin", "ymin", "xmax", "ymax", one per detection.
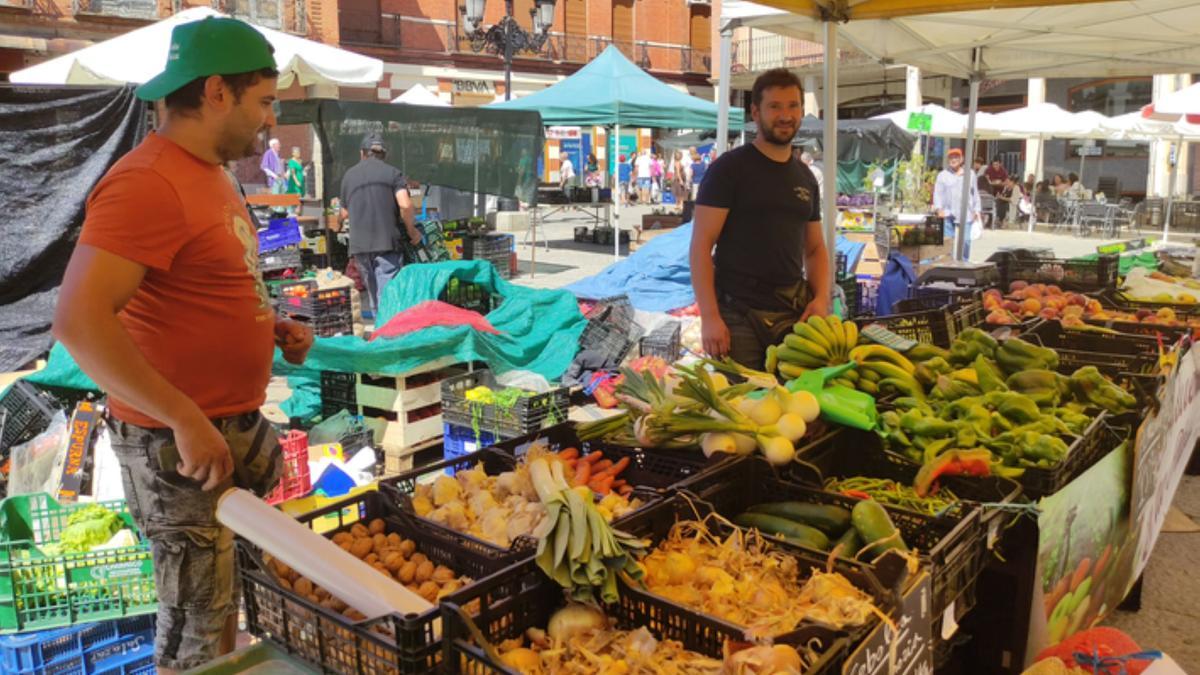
[
  {"xmin": 851, "ymin": 500, "xmax": 908, "ymax": 558},
  {"xmin": 747, "ymin": 502, "xmax": 852, "ymax": 536},
  {"xmin": 830, "ymin": 527, "xmax": 863, "ymax": 559},
  {"xmin": 734, "ymin": 513, "xmax": 830, "ymax": 551}
]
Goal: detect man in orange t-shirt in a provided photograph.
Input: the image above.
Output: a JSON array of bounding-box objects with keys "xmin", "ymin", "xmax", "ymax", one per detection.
[{"xmin": 52, "ymin": 17, "xmax": 311, "ymax": 673}]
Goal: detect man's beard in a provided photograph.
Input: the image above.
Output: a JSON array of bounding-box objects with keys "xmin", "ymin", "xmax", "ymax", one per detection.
[
  {"xmin": 217, "ymin": 127, "xmax": 262, "ymax": 163},
  {"xmin": 758, "ymin": 119, "xmax": 797, "ymax": 147}
]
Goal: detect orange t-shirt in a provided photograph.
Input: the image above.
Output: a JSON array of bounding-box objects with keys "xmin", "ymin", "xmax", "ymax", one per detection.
[{"xmin": 79, "ymin": 133, "xmax": 275, "ymax": 428}]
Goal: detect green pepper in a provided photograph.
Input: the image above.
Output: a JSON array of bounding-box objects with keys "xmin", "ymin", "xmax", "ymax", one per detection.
[
  {"xmin": 921, "ymin": 437, "xmax": 955, "ymax": 465},
  {"xmin": 956, "ymin": 424, "xmax": 978, "ymax": 448},
  {"xmin": 958, "ymin": 328, "xmax": 999, "ymax": 353},
  {"xmin": 973, "ymin": 355, "xmax": 1008, "ymax": 393},
  {"xmin": 991, "ymin": 411, "xmax": 1014, "ymax": 432},
  {"xmin": 900, "ymin": 409, "xmax": 957, "ymax": 437},
  {"xmin": 997, "ymin": 393, "xmax": 1041, "ymax": 424}
]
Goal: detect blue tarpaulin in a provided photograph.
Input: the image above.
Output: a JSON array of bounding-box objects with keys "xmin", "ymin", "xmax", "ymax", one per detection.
[{"xmin": 565, "ymin": 223, "xmax": 697, "ymax": 312}]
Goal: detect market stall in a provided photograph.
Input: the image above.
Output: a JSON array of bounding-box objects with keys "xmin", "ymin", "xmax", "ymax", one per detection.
[{"xmin": 3, "ymin": 235, "xmax": 1196, "ymax": 673}]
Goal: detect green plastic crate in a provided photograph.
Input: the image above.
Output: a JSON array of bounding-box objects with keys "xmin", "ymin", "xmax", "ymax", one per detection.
[{"xmin": 0, "ymin": 493, "xmax": 157, "ymax": 633}]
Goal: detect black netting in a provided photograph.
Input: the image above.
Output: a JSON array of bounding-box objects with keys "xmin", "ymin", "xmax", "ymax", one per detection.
[
  {"xmin": 0, "ymin": 85, "xmax": 148, "ymax": 361},
  {"xmin": 276, "ymin": 99, "xmax": 544, "ymax": 204}
]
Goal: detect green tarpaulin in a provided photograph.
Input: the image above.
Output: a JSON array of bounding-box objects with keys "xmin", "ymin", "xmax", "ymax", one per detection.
[
  {"xmin": 489, "ymin": 45, "xmax": 744, "ymax": 130},
  {"xmin": 20, "ymin": 261, "xmax": 586, "ymax": 425},
  {"xmin": 279, "ymin": 260, "xmax": 586, "ymax": 421},
  {"xmin": 276, "ymin": 99, "xmax": 545, "ymax": 204}
]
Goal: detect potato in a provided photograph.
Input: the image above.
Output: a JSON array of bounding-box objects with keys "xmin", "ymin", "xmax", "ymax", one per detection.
[
  {"xmin": 417, "ymin": 581, "xmax": 440, "ymax": 602},
  {"xmin": 332, "ymin": 532, "xmax": 354, "ymax": 546},
  {"xmin": 415, "ymin": 560, "xmax": 434, "ymax": 583},
  {"xmin": 307, "ymin": 593, "xmax": 320, "ymax": 604},
  {"xmin": 432, "ymin": 565, "xmax": 456, "ymax": 583},
  {"xmin": 386, "ymin": 533, "xmax": 402, "ymax": 548},
  {"xmin": 437, "ymin": 580, "xmax": 461, "ymax": 598},
  {"xmin": 278, "ymin": 577, "xmax": 292, "ymax": 591},
  {"xmin": 315, "ymin": 586, "xmax": 330, "ymax": 600},
  {"xmin": 383, "ymin": 552, "xmax": 405, "ymax": 572},
  {"xmin": 372, "ymin": 533, "xmax": 388, "ymax": 553},
  {"xmin": 345, "ymin": 609, "xmax": 367, "ymax": 621},
  {"xmin": 337, "ymin": 540, "xmax": 353, "ymax": 553},
  {"xmin": 272, "ymin": 559, "xmax": 293, "ymax": 580},
  {"xmin": 350, "ymin": 538, "xmax": 374, "ymax": 559},
  {"xmin": 319, "ymin": 598, "xmax": 339, "ymax": 610},
  {"xmin": 397, "ymin": 561, "xmax": 417, "ymax": 584},
  {"xmin": 293, "ymin": 577, "xmax": 314, "ymax": 597},
  {"xmin": 368, "ymin": 518, "xmax": 387, "ymax": 535},
  {"xmin": 364, "ymin": 553, "xmax": 379, "ymax": 565},
  {"xmin": 372, "ymin": 563, "xmax": 389, "ymax": 576},
  {"xmin": 350, "ymin": 523, "xmax": 370, "ymax": 538},
  {"xmin": 399, "ymin": 540, "xmax": 416, "ymax": 557},
  {"xmin": 409, "ymin": 552, "xmax": 428, "ymax": 567},
  {"xmin": 331, "ymin": 598, "xmax": 348, "ymax": 612}
]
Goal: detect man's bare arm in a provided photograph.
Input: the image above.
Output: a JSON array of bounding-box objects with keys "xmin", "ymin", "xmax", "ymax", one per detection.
[
  {"xmin": 801, "ymin": 220, "xmax": 832, "ymax": 318},
  {"xmin": 53, "ymin": 245, "xmax": 232, "ymax": 489}
]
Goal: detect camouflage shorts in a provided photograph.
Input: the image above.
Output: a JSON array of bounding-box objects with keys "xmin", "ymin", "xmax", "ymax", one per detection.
[{"xmin": 107, "ymin": 411, "xmax": 283, "ymax": 670}]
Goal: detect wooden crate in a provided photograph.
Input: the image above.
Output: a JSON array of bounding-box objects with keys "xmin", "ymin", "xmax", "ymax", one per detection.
[
  {"xmin": 382, "ymin": 437, "xmax": 441, "ymax": 477},
  {"xmin": 348, "ymin": 358, "xmax": 465, "ymax": 455}
]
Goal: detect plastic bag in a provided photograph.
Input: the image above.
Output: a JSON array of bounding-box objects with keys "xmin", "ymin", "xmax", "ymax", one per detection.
[
  {"xmin": 8, "ymin": 411, "xmax": 69, "ymax": 497},
  {"xmin": 495, "ymin": 369, "xmax": 552, "ymax": 393}
]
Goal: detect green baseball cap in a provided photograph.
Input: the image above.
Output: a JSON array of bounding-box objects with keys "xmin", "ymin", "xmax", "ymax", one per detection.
[{"xmin": 136, "ymin": 16, "xmax": 276, "ymax": 101}]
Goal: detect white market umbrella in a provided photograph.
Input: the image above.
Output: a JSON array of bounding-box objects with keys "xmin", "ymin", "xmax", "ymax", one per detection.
[
  {"xmin": 391, "ymin": 83, "xmax": 450, "ymax": 107},
  {"xmin": 873, "ymin": 104, "xmax": 1002, "ymax": 140},
  {"xmin": 1142, "ymin": 82, "xmax": 1200, "ymax": 124},
  {"xmin": 10, "ymin": 7, "xmax": 383, "ymax": 89}
]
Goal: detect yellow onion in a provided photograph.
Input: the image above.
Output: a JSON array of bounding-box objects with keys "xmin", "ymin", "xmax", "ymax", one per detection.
[
  {"xmin": 773, "ymin": 413, "xmax": 808, "ymax": 443},
  {"xmin": 701, "ymin": 432, "xmax": 738, "ymax": 458},
  {"xmin": 746, "ymin": 395, "xmax": 783, "ymax": 426},
  {"xmin": 757, "ymin": 435, "xmax": 796, "ymax": 465},
  {"xmin": 732, "ymin": 433, "xmax": 757, "ymax": 455},
  {"xmin": 785, "ymin": 390, "xmax": 821, "ymax": 423}
]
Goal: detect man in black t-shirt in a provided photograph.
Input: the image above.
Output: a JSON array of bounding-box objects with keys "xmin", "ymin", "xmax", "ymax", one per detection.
[
  {"xmin": 338, "ymin": 133, "xmax": 418, "ymax": 319},
  {"xmin": 690, "ymin": 68, "xmax": 831, "ymax": 370}
]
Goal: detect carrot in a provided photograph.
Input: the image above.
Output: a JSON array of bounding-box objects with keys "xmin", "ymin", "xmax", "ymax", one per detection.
[
  {"xmin": 582, "ymin": 450, "xmax": 604, "ymax": 464},
  {"xmin": 573, "ymin": 462, "xmax": 592, "ymax": 487},
  {"xmin": 601, "ymin": 456, "xmax": 631, "ymax": 478},
  {"xmin": 558, "ymin": 448, "xmax": 579, "ymax": 461},
  {"xmin": 617, "ymin": 484, "xmax": 633, "ymax": 497},
  {"xmin": 591, "ymin": 459, "xmax": 614, "ymax": 473},
  {"xmin": 611, "ymin": 479, "xmax": 627, "ymax": 489},
  {"xmin": 563, "ymin": 458, "xmax": 577, "ymax": 470},
  {"xmin": 589, "ymin": 475, "xmax": 615, "ymax": 494}
]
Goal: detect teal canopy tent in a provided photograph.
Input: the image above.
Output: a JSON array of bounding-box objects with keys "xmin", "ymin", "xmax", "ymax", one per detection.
[{"xmin": 490, "ymin": 45, "xmax": 743, "ymax": 130}]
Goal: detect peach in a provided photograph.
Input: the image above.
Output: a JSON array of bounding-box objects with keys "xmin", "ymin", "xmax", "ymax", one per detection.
[
  {"xmin": 1002, "ymin": 300, "xmax": 1022, "ymax": 313},
  {"xmin": 1021, "ymin": 298, "xmax": 1042, "ymax": 315},
  {"xmin": 1062, "ymin": 315, "xmax": 1085, "ymax": 328},
  {"xmin": 1066, "ymin": 293, "xmax": 1087, "ymax": 307},
  {"xmin": 1061, "ymin": 305, "xmax": 1085, "ymax": 319},
  {"xmin": 1046, "ymin": 285, "xmax": 1063, "ymax": 296},
  {"xmin": 1039, "ymin": 308, "xmax": 1059, "ymax": 320},
  {"xmin": 986, "ymin": 309, "xmax": 1016, "ymax": 325},
  {"xmin": 1009, "ymin": 280, "xmax": 1029, "ymax": 292},
  {"xmin": 1085, "ymin": 299, "xmax": 1104, "ymax": 315}
]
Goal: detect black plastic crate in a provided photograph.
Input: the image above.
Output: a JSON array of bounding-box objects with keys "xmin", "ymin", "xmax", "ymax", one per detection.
[
  {"xmin": 638, "ymin": 321, "xmax": 681, "ymax": 361},
  {"xmin": 259, "ymin": 247, "xmax": 303, "ymax": 274},
  {"xmin": 790, "ymin": 428, "xmax": 1022, "ymax": 530},
  {"xmin": 1013, "ymin": 413, "xmax": 1122, "ymax": 500},
  {"xmin": 1097, "ymin": 287, "xmax": 1200, "ymax": 317},
  {"xmin": 239, "ymin": 489, "xmax": 514, "ymax": 674},
  {"xmin": 441, "ymin": 553, "xmax": 849, "ymax": 675},
  {"xmin": 999, "ymin": 254, "xmax": 1119, "ymax": 291},
  {"xmin": 895, "ymin": 287, "xmax": 981, "ymax": 314},
  {"xmin": 1025, "ymin": 320, "xmax": 1161, "ymax": 376},
  {"xmin": 579, "ymin": 296, "xmax": 641, "ymax": 365},
  {"xmin": 440, "ymin": 369, "xmax": 569, "ymax": 439},
  {"xmin": 682, "ymin": 455, "xmax": 983, "ymax": 632},
  {"xmin": 855, "ymin": 306, "xmax": 957, "ymax": 348},
  {"xmin": 440, "ymin": 280, "xmax": 500, "ymax": 315},
  {"xmin": 0, "ymin": 381, "xmax": 62, "ymax": 452},
  {"xmin": 484, "ymin": 422, "xmax": 734, "ymax": 495},
  {"xmin": 379, "ymin": 448, "xmax": 660, "ymax": 565},
  {"xmin": 616, "ymin": 495, "xmax": 890, "ymax": 649},
  {"xmin": 837, "ymin": 275, "xmax": 863, "ymax": 318},
  {"xmin": 269, "ymin": 278, "xmax": 317, "ymax": 300},
  {"xmin": 277, "ymin": 286, "xmax": 352, "ymax": 320}
]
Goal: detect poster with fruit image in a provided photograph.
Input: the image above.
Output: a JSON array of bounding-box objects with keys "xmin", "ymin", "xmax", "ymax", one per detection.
[{"xmin": 1030, "ymin": 443, "xmax": 1140, "ymax": 653}]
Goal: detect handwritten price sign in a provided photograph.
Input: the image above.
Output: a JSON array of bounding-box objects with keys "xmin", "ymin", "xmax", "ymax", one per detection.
[{"xmin": 844, "ymin": 573, "xmax": 933, "ymax": 675}]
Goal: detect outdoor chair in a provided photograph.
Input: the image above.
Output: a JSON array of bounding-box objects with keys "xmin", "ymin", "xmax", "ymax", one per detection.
[
  {"xmin": 1076, "ymin": 202, "xmax": 1110, "ymax": 237},
  {"xmin": 979, "ymin": 193, "xmax": 996, "ymax": 229},
  {"xmin": 1035, "ymin": 193, "xmax": 1061, "ymax": 225}
]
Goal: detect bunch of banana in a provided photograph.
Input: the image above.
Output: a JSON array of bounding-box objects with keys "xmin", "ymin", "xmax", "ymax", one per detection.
[
  {"xmin": 847, "ymin": 344, "xmax": 923, "ymax": 399},
  {"xmin": 769, "ymin": 315, "xmax": 860, "ymax": 380}
]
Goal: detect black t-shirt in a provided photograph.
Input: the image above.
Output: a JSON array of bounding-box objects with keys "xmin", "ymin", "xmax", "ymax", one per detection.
[
  {"xmin": 340, "ymin": 157, "xmax": 407, "ymax": 255},
  {"xmin": 696, "ymin": 144, "xmax": 821, "ymax": 307}
]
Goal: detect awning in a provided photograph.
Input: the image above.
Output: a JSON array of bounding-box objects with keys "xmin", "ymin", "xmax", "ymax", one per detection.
[{"xmin": 9, "ymin": 7, "xmax": 383, "ymax": 89}]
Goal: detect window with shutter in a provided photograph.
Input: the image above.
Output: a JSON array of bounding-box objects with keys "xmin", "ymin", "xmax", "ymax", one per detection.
[
  {"xmin": 563, "ymin": 0, "xmax": 586, "ymax": 62},
  {"xmin": 689, "ymin": 3, "xmax": 711, "ymax": 72}
]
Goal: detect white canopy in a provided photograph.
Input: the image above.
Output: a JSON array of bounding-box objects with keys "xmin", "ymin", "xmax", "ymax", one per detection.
[
  {"xmin": 391, "ymin": 83, "xmax": 450, "ymax": 107},
  {"xmin": 1142, "ymin": 82, "xmax": 1200, "ymax": 123},
  {"xmin": 727, "ymin": 1, "xmax": 1200, "ymax": 80},
  {"xmin": 9, "ymin": 7, "xmax": 383, "ymax": 89},
  {"xmin": 1102, "ymin": 112, "xmax": 1200, "ymax": 141},
  {"xmin": 980, "ymin": 103, "xmax": 1110, "ymax": 140},
  {"xmin": 873, "ymin": 104, "xmax": 1002, "ymax": 139}
]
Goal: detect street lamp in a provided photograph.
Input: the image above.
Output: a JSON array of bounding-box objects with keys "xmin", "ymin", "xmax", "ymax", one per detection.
[{"xmin": 461, "ymin": 0, "xmax": 557, "ymax": 101}]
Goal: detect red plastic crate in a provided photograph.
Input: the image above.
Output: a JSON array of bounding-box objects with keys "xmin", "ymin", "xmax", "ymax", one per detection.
[{"xmin": 266, "ymin": 430, "xmax": 310, "ymax": 505}]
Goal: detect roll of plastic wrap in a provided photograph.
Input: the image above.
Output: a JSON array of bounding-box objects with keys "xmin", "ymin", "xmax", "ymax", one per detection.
[{"xmin": 216, "ymin": 488, "xmax": 433, "ymax": 619}]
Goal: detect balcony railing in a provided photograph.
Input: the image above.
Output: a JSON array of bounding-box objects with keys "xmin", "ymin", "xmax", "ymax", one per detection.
[
  {"xmin": 74, "ymin": 0, "xmax": 159, "ymax": 20},
  {"xmin": 731, "ymin": 31, "xmax": 869, "ymax": 73},
  {"xmin": 338, "ymin": 12, "xmax": 710, "ymax": 75},
  {"xmin": 193, "ymin": 0, "xmax": 307, "ymax": 34},
  {"xmin": 0, "ymin": 0, "xmax": 34, "ymax": 10}
]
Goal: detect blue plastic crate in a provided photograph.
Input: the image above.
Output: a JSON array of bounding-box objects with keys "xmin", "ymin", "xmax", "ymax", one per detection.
[
  {"xmin": 0, "ymin": 614, "xmax": 154, "ymax": 675},
  {"xmin": 442, "ymin": 422, "xmax": 497, "ymax": 475},
  {"xmin": 258, "ymin": 217, "xmax": 303, "ymax": 253}
]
